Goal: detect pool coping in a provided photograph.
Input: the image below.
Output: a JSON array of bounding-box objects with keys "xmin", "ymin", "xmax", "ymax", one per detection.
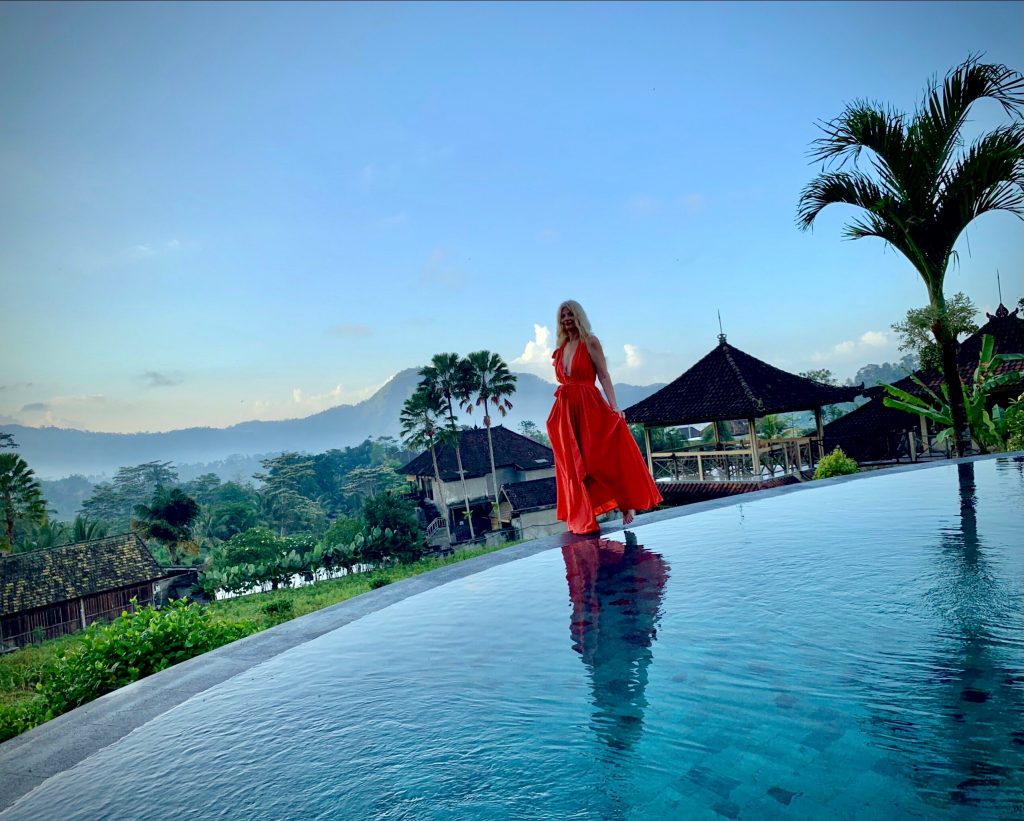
[{"xmin": 0, "ymin": 451, "xmax": 1018, "ymax": 812}]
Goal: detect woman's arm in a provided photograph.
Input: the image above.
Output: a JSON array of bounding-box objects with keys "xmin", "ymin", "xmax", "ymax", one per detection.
[{"xmin": 587, "ymin": 336, "xmax": 625, "ymax": 418}]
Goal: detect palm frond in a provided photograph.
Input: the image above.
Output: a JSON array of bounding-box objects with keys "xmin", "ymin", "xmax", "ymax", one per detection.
[
  {"xmin": 796, "ymin": 171, "xmax": 891, "ymax": 230},
  {"xmin": 934, "ymin": 124, "xmax": 1024, "ymax": 249}
]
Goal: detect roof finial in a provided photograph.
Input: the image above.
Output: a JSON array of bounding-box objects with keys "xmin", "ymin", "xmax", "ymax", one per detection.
[
  {"xmin": 997, "ymin": 269, "xmax": 1003, "ymax": 305},
  {"xmin": 717, "ymin": 310, "xmax": 727, "ymax": 345}
]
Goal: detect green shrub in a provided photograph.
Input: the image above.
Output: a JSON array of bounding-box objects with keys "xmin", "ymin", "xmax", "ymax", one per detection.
[
  {"xmin": 0, "ymin": 696, "xmax": 53, "ymax": 743},
  {"xmin": 37, "ymin": 598, "xmax": 256, "ymax": 715},
  {"xmin": 369, "ymin": 575, "xmax": 392, "ymax": 589},
  {"xmin": 261, "ymin": 598, "xmax": 295, "ymax": 622},
  {"xmin": 813, "ymin": 447, "xmax": 859, "ymax": 479}
]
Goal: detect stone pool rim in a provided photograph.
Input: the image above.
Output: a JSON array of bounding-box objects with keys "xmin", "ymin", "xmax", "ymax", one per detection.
[{"xmin": 0, "ymin": 451, "xmax": 1019, "ymax": 813}]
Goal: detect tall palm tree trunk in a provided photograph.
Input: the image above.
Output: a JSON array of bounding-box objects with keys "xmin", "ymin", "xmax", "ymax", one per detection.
[
  {"xmin": 428, "ymin": 443, "xmax": 449, "ymax": 530},
  {"xmin": 930, "ymin": 291, "xmax": 971, "ymax": 457},
  {"xmin": 484, "ymin": 415, "xmax": 501, "ymax": 530},
  {"xmin": 453, "ymin": 442, "xmax": 475, "ymax": 540}
]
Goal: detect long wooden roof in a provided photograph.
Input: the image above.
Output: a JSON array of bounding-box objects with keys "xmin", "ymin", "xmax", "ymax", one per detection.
[
  {"xmin": 0, "ymin": 533, "xmax": 164, "ymax": 615},
  {"xmin": 625, "ymin": 335, "xmax": 863, "ymax": 426}
]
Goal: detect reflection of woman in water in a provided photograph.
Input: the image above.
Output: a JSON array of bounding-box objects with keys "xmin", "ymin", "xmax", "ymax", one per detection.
[
  {"xmin": 562, "ymin": 534, "xmax": 670, "ymax": 751},
  {"xmin": 546, "ymin": 300, "xmax": 662, "ymax": 534}
]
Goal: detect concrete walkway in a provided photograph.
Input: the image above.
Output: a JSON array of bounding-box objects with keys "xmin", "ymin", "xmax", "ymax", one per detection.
[{"xmin": 0, "ymin": 454, "xmax": 995, "ymax": 813}]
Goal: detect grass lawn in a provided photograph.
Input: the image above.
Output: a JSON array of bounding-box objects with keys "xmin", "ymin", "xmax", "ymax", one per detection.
[{"xmin": 0, "ymin": 542, "xmax": 509, "ymax": 737}]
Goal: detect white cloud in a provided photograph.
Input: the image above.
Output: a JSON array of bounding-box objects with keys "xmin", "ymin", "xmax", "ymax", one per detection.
[
  {"xmin": 623, "ymin": 343, "xmax": 642, "ymax": 368},
  {"xmin": 810, "ymin": 330, "xmax": 895, "ymax": 363},
  {"xmin": 512, "ymin": 324, "xmax": 554, "ymax": 378}
]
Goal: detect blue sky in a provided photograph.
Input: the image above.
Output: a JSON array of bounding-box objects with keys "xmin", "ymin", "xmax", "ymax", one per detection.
[{"xmin": 2, "ymin": 1, "xmax": 1022, "ymax": 433}]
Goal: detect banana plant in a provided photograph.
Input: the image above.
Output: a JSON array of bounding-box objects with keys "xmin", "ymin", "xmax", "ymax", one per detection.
[{"xmin": 883, "ymin": 334, "xmax": 1024, "ymax": 454}]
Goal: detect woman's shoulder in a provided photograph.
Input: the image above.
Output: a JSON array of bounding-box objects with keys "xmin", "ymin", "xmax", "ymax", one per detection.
[{"xmin": 585, "ymin": 334, "xmax": 604, "ymax": 351}]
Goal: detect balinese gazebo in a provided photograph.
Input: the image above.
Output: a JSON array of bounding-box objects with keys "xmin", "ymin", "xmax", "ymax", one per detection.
[{"xmin": 624, "ymin": 334, "xmax": 863, "ymax": 484}]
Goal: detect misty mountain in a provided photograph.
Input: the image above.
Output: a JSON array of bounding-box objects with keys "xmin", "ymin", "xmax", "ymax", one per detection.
[{"xmin": 8, "ymin": 369, "xmax": 665, "ymax": 480}]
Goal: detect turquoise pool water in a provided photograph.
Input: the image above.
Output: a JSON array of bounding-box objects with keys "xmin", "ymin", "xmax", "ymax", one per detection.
[{"xmin": 5, "ymin": 457, "xmax": 1023, "ymax": 819}]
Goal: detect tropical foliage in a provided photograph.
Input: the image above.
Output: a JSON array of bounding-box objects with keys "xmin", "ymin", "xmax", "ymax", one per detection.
[
  {"xmin": 882, "ymin": 334, "xmax": 1024, "ymax": 453},
  {"xmin": 418, "ymin": 353, "xmax": 477, "ymax": 540},
  {"xmin": 798, "ymin": 56, "xmax": 1024, "ymax": 457},
  {"xmin": 463, "ymin": 350, "xmax": 517, "ymax": 522},
  {"xmin": 891, "ymin": 292, "xmax": 980, "ymax": 371},
  {"xmin": 132, "ymin": 487, "xmax": 201, "ymax": 565},
  {"xmin": 813, "ymin": 447, "xmax": 859, "ymax": 479},
  {"xmin": 0, "ymin": 451, "xmax": 47, "ymax": 553}
]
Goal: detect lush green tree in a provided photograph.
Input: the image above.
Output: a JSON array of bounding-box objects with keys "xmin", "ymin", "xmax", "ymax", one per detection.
[
  {"xmin": 419, "ymin": 353, "xmax": 476, "ymax": 540},
  {"xmin": 133, "ymin": 487, "xmax": 200, "ymax": 565},
  {"xmin": 517, "ymin": 420, "xmax": 551, "ymax": 448},
  {"xmin": 324, "ymin": 514, "xmax": 363, "ymax": 547},
  {"xmin": 0, "ymin": 432, "xmax": 16, "ymax": 449},
  {"xmin": 71, "ymin": 515, "xmax": 109, "ymax": 543},
  {"xmin": 797, "ymin": 57, "xmax": 1024, "ymax": 456},
  {"xmin": 891, "ymin": 291, "xmax": 980, "ymax": 371},
  {"xmin": 701, "ymin": 421, "xmax": 735, "ymax": 445},
  {"xmin": 81, "ymin": 460, "xmax": 179, "ymax": 531},
  {"xmin": 0, "ymin": 453, "xmax": 48, "ymax": 553},
  {"xmin": 463, "ymin": 350, "xmax": 517, "ymax": 528},
  {"xmin": 401, "ymin": 386, "xmax": 449, "ymax": 526},
  {"xmin": 361, "ymin": 492, "xmax": 425, "ymax": 564},
  {"xmin": 181, "ymin": 473, "xmax": 222, "ymax": 506}
]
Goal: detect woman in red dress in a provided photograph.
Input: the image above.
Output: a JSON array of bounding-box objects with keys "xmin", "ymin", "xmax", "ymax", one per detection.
[{"xmin": 546, "ymin": 300, "xmax": 663, "ymax": 534}]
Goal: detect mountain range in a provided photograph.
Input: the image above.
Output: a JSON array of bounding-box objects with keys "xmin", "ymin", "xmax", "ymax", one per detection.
[{"xmin": 8, "ymin": 369, "xmax": 665, "ymax": 480}]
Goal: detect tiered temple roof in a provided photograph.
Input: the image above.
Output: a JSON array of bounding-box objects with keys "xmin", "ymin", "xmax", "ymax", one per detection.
[{"xmin": 625, "ymin": 335, "xmax": 863, "ymax": 426}]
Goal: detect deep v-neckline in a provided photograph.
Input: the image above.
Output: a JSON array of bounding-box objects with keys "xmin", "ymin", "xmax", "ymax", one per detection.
[{"xmin": 562, "ymin": 340, "xmax": 581, "ymax": 377}]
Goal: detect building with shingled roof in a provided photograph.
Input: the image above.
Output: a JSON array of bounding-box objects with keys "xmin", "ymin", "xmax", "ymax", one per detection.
[
  {"xmin": 0, "ymin": 533, "xmax": 172, "ymax": 650},
  {"xmin": 399, "ymin": 425, "xmax": 555, "ymax": 543},
  {"xmin": 497, "ymin": 476, "xmax": 560, "ymax": 541},
  {"xmin": 824, "ymin": 303, "xmax": 1024, "ymax": 463}
]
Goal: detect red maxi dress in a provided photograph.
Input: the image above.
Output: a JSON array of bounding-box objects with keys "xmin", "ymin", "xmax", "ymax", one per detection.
[{"xmin": 546, "ymin": 340, "xmax": 663, "ymax": 533}]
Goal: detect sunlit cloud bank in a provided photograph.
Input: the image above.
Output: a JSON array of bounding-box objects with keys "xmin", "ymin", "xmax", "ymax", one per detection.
[
  {"xmin": 511, "ymin": 324, "xmax": 554, "ymax": 379},
  {"xmin": 809, "ymin": 330, "xmax": 901, "ymax": 372}
]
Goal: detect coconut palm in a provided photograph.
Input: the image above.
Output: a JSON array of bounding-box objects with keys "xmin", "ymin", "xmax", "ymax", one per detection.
[
  {"xmin": 0, "ymin": 452, "xmax": 47, "ymax": 553},
  {"xmin": 462, "ymin": 350, "xmax": 517, "ymax": 527},
  {"xmin": 797, "ymin": 56, "xmax": 1024, "ymax": 457},
  {"xmin": 400, "ymin": 386, "xmax": 449, "ymax": 527},
  {"xmin": 418, "ymin": 353, "xmax": 476, "ymax": 540}
]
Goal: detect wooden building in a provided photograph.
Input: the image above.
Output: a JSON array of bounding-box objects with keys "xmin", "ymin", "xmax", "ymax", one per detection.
[
  {"xmin": 624, "ymin": 334, "xmax": 863, "ymax": 488},
  {"xmin": 825, "ymin": 303, "xmax": 1024, "ymax": 464},
  {"xmin": 497, "ymin": 476, "xmax": 562, "ymax": 541},
  {"xmin": 0, "ymin": 533, "xmax": 168, "ymax": 650}
]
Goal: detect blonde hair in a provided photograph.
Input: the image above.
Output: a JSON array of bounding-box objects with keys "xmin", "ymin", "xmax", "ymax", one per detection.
[{"xmin": 555, "ymin": 299, "xmax": 593, "ymax": 348}]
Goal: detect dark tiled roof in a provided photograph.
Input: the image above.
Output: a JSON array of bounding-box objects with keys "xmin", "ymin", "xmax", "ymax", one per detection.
[
  {"xmin": 399, "ymin": 425, "xmax": 555, "ymax": 481},
  {"xmin": 625, "ymin": 337, "xmax": 863, "ymax": 425},
  {"xmin": 501, "ymin": 476, "xmax": 557, "ymax": 512},
  {"xmin": 0, "ymin": 533, "xmax": 163, "ymax": 615}
]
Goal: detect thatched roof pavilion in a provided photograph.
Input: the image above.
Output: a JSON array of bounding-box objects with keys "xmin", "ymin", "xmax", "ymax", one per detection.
[{"xmin": 625, "ymin": 334, "xmax": 862, "ymax": 478}]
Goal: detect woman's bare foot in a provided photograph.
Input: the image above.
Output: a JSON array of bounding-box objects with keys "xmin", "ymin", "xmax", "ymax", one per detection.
[{"xmin": 622, "ymin": 509, "xmax": 635, "ymax": 526}]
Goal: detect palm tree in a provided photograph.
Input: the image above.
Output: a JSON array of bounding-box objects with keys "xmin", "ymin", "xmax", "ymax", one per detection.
[
  {"xmin": 133, "ymin": 487, "xmax": 200, "ymax": 565},
  {"xmin": 71, "ymin": 515, "xmax": 109, "ymax": 543},
  {"xmin": 797, "ymin": 56, "xmax": 1024, "ymax": 457},
  {"xmin": 419, "ymin": 353, "xmax": 476, "ymax": 541},
  {"xmin": 0, "ymin": 452, "xmax": 47, "ymax": 553},
  {"xmin": 400, "ymin": 386, "xmax": 449, "ymax": 528},
  {"xmin": 463, "ymin": 350, "xmax": 517, "ymax": 528}
]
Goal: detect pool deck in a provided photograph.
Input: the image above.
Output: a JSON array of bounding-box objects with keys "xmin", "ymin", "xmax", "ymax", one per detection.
[{"xmin": 0, "ymin": 453, "xmax": 1014, "ymax": 813}]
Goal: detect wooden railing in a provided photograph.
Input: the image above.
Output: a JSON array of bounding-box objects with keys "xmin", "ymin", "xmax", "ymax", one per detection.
[
  {"xmin": 425, "ymin": 517, "xmax": 448, "ymax": 539},
  {"xmin": 650, "ymin": 436, "xmax": 824, "ymax": 482}
]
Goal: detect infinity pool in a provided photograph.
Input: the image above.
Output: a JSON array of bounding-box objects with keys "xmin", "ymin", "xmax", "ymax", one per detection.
[{"xmin": 5, "ymin": 457, "xmax": 1023, "ymax": 819}]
